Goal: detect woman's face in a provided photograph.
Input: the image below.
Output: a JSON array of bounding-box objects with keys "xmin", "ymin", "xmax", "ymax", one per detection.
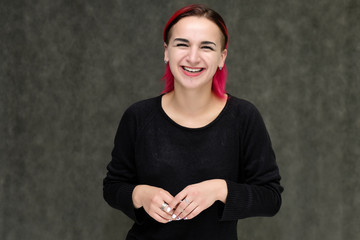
[{"xmin": 164, "ymin": 16, "xmax": 227, "ymax": 92}]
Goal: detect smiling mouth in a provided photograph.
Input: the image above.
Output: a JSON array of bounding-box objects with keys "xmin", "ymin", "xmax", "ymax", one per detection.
[{"xmin": 182, "ymin": 66, "xmax": 204, "ymax": 73}]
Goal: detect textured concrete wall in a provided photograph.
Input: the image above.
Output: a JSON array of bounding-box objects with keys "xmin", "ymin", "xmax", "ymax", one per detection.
[{"xmin": 1, "ymin": 0, "xmax": 359, "ymax": 239}]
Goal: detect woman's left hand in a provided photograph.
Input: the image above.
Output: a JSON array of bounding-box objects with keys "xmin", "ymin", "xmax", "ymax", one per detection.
[{"xmin": 167, "ymin": 179, "xmax": 228, "ymax": 220}]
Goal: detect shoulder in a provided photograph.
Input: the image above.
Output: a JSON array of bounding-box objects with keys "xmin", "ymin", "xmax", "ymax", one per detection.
[
  {"xmin": 225, "ymin": 94, "xmax": 268, "ymax": 131},
  {"xmin": 227, "ymin": 94, "xmax": 261, "ymax": 118},
  {"xmin": 226, "ymin": 94, "xmax": 271, "ymax": 137},
  {"xmin": 120, "ymin": 95, "xmax": 161, "ymax": 128},
  {"xmin": 126, "ymin": 95, "xmax": 161, "ymax": 115}
]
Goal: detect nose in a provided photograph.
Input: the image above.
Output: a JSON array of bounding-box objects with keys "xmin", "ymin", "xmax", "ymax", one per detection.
[{"xmin": 187, "ymin": 46, "xmax": 200, "ymax": 65}]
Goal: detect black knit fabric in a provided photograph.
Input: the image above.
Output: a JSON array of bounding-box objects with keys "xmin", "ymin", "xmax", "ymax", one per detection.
[{"xmin": 103, "ymin": 94, "xmax": 283, "ymax": 240}]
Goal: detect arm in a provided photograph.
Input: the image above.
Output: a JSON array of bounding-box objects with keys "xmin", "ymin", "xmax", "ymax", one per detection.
[
  {"xmin": 103, "ymin": 108, "xmax": 175, "ymax": 223},
  {"xmin": 103, "ymin": 108, "xmax": 147, "ymax": 223},
  {"xmin": 169, "ymin": 104, "xmax": 283, "ymax": 221},
  {"xmin": 220, "ymin": 105, "xmax": 283, "ymax": 220},
  {"xmin": 169, "ymin": 179, "xmax": 228, "ymax": 220}
]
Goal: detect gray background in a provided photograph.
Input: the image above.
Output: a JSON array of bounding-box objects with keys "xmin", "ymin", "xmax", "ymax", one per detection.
[{"xmin": 1, "ymin": 0, "xmax": 359, "ymax": 239}]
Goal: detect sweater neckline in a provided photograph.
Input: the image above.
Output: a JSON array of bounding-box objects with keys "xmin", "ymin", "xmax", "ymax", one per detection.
[{"xmin": 158, "ymin": 93, "xmax": 232, "ymax": 131}]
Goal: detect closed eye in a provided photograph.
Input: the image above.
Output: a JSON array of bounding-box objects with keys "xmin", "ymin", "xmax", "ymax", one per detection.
[
  {"xmin": 176, "ymin": 43, "xmax": 188, "ymax": 47},
  {"xmin": 201, "ymin": 46, "xmax": 215, "ymax": 51}
]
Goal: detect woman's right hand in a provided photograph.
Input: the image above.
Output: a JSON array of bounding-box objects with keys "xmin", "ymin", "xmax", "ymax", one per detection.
[{"xmin": 132, "ymin": 185, "xmax": 175, "ymax": 223}]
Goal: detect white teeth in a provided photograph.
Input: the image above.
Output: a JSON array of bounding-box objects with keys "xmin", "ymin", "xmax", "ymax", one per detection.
[{"xmin": 183, "ymin": 67, "xmax": 202, "ymax": 73}]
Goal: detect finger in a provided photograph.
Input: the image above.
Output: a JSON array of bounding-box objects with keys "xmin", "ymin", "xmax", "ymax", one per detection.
[
  {"xmin": 156, "ymin": 207, "xmax": 173, "ymax": 221},
  {"xmin": 183, "ymin": 205, "xmax": 202, "ymax": 220},
  {"xmin": 152, "ymin": 212, "xmax": 171, "ymax": 224},
  {"xmin": 159, "ymin": 202, "xmax": 170, "ymax": 214},
  {"xmin": 172, "ymin": 198, "xmax": 192, "ymax": 219},
  {"xmin": 159, "ymin": 201, "xmax": 173, "ymax": 215},
  {"xmin": 157, "ymin": 201, "xmax": 174, "ymax": 219},
  {"xmin": 168, "ymin": 189, "xmax": 188, "ymax": 211},
  {"xmin": 177, "ymin": 201, "xmax": 197, "ymax": 219},
  {"xmin": 159, "ymin": 191, "xmax": 175, "ymax": 215},
  {"xmin": 152, "ymin": 201, "xmax": 173, "ymax": 222}
]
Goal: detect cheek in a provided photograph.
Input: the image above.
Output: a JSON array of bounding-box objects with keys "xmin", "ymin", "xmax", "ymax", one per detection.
[
  {"xmin": 168, "ymin": 49, "xmax": 181, "ymax": 62},
  {"xmin": 205, "ymin": 55, "xmax": 222, "ymax": 67}
]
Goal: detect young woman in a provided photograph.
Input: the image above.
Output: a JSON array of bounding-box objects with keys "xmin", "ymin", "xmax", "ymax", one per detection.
[{"xmin": 103, "ymin": 4, "xmax": 283, "ymax": 240}]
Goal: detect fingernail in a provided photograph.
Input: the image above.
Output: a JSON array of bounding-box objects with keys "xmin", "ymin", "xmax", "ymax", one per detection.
[
  {"xmin": 166, "ymin": 207, "xmax": 171, "ymax": 213},
  {"xmin": 176, "ymin": 217, "xmax": 181, "ymax": 220},
  {"xmin": 172, "ymin": 214, "xmax": 176, "ymax": 219},
  {"xmin": 184, "ymin": 217, "xmax": 188, "ymax": 220},
  {"xmin": 168, "ymin": 219, "xmax": 172, "ymax": 222}
]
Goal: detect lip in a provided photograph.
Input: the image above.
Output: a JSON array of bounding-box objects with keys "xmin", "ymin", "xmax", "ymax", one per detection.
[{"xmin": 180, "ymin": 66, "xmax": 205, "ymax": 77}]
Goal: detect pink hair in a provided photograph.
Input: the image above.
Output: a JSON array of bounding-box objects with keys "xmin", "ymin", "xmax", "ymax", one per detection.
[{"xmin": 161, "ymin": 4, "xmax": 229, "ymax": 99}]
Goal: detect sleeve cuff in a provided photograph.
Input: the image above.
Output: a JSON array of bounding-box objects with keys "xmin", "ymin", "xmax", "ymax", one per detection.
[{"xmin": 219, "ymin": 179, "xmax": 251, "ymax": 221}]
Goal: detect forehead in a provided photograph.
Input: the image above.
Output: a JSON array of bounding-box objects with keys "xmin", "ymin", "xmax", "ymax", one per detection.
[{"xmin": 170, "ymin": 16, "xmax": 222, "ymax": 42}]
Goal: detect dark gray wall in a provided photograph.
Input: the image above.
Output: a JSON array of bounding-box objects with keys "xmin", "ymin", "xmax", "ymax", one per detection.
[{"xmin": 1, "ymin": 0, "xmax": 359, "ymax": 239}]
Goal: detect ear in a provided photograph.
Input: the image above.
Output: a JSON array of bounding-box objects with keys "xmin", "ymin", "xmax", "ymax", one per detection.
[
  {"xmin": 164, "ymin": 43, "xmax": 169, "ymax": 63},
  {"xmin": 219, "ymin": 49, "xmax": 227, "ymax": 69}
]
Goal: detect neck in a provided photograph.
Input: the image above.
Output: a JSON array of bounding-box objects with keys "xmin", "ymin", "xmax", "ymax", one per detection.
[{"xmin": 169, "ymin": 84, "xmax": 217, "ymax": 116}]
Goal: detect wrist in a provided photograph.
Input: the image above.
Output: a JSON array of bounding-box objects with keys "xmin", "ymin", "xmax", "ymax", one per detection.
[
  {"xmin": 132, "ymin": 185, "xmax": 144, "ymax": 209},
  {"xmin": 215, "ymin": 179, "xmax": 228, "ymax": 203}
]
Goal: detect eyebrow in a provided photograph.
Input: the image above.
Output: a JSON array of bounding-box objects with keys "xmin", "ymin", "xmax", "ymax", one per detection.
[{"xmin": 174, "ymin": 38, "xmax": 216, "ymax": 46}]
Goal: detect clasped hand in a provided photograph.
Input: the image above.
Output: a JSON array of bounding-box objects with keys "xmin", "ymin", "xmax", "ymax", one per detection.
[{"xmin": 132, "ymin": 179, "xmax": 227, "ymax": 223}]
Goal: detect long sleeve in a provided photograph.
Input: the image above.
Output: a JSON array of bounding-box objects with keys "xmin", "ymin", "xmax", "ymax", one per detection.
[
  {"xmin": 102, "ymin": 96, "xmax": 283, "ymax": 239},
  {"xmin": 220, "ymin": 103, "xmax": 283, "ymax": 220},
  {"xmin": 103, "ymin": 108, "xmax": 147, "ymax": 224}
]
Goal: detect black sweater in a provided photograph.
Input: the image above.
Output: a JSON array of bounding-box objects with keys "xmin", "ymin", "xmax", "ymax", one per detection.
[{"xmin": 103, "ymin": 94, "xmax": 283, "ymax": 240}]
